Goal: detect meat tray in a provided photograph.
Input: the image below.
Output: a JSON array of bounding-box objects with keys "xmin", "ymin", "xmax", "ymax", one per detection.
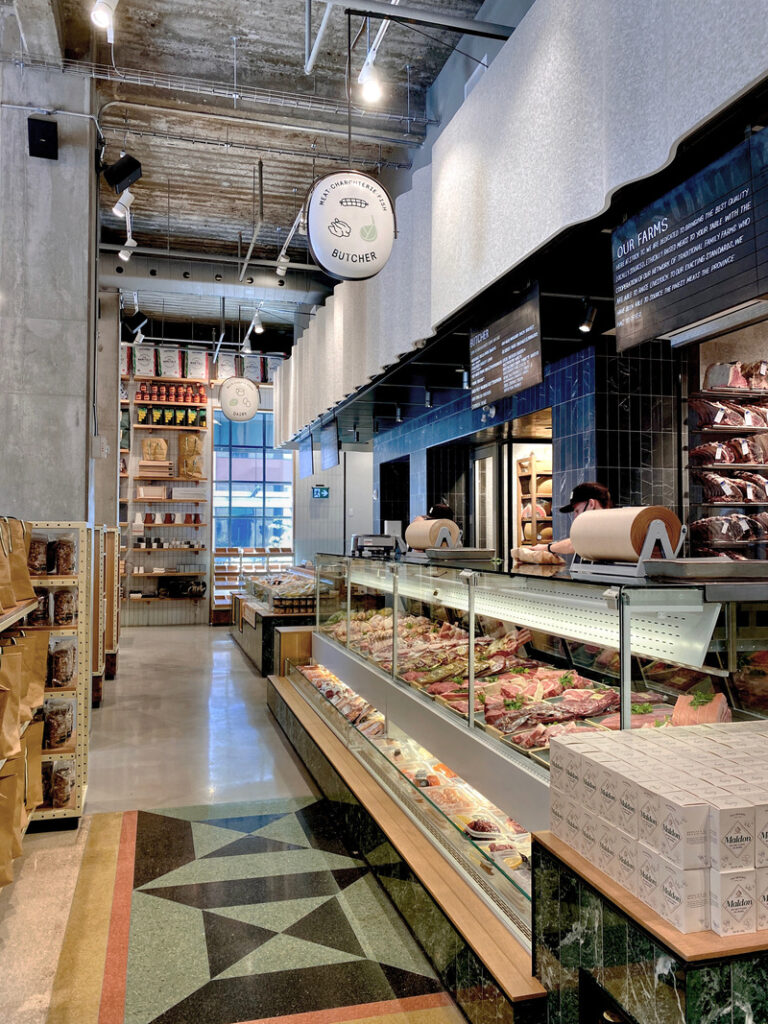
[{"xmin": 643, "ymin": 558, "xmax": 768, "ymax": 579}]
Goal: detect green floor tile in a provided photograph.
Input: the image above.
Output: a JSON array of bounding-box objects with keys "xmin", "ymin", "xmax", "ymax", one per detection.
[{"xmin": 214, "ymin": 932, "xmax": 364, "ymax": 980}]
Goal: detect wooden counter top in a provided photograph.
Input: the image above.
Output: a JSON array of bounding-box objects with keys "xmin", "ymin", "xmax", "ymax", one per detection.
[
  {"xmin": 535, "ymin": 830, "xmax": 768, "ymax": 962},
  {"xmin": 271, "ymin": 673, "xmax": 545, "ymax": 1005}
]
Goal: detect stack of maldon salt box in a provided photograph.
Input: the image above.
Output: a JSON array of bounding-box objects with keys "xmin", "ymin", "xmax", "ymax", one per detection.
[{"xmin": 549, "ymin": 722, "xmax": 768, "ymax": 936}]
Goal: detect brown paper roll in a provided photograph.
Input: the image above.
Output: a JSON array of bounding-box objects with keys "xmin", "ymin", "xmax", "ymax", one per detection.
[
  {"xmin": 405, "ymin": 519, "xmax": 461, "ymax": 550},
  {"xmin": 569, "ymin": 507, "xmax": 682, "ymax": 562}
]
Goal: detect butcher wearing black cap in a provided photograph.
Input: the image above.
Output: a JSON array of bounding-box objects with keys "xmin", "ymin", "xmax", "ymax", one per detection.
[{"xmin": 533, "ymin": 481, "xmax": 613, "ymax": 558}]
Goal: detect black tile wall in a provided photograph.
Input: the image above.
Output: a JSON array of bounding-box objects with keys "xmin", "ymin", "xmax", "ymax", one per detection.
[
  {"xmin": 379, "ymin": 457, "xmax": 411, "ymax": 533},
  {"xmin": 595, "ymin": 340, "xmax": 682, "ymax": 513},
  {"xmin": 374, "ymin": 348, "xmax": 599, "ymax": 539},
  {"xmin": 427, "ymin": 444, "xmax": 470, "ymax": 535}
]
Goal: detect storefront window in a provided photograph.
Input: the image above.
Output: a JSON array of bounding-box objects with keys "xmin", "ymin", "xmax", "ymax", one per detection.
[{"xmin": 213, "ymin": 410, "xmax": 293, "ymax": 549}]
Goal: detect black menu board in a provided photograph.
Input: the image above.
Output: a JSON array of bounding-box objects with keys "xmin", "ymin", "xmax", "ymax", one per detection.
[
  {"xmin": 612, "ymin": 139, "xmax": 761, "ymax": 350},
  {"xmin": 470, "ymin": 285, "xmax": 542, "ymax": 409},
  {"xmin": 320, "ymin": 419, "xmax": 340, "ymax": 471},
  {"xmin": 298, "ymin": 433, "xmax": 314, "ymax": 479}
]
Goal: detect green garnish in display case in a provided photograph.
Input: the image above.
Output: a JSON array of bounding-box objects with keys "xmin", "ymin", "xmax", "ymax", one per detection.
[
  {"xmin": 504, "ymin": 696, "xmax": 526, "ymax": 710},
  {"xmin": 631, "ymin": 703, "xmax": 654, "ymax": 715},
  {"xmin": 691, "ymin": 691, "xmax": 715, "ymax": 708}
]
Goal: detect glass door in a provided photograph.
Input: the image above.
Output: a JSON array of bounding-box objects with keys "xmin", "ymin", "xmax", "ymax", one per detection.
[{"xmin": 472, "ymin": 444, "xmax": 500, "ymax": 556}]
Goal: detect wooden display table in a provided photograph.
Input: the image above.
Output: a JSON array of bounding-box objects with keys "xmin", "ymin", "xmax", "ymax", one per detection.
[
  {"xmin": 230, "ymin": 598, "xmax": 314, "ymax": 676},
  {"xmin": 533, "ymin": 831, "xmax": 768, "ymax": 1024}
]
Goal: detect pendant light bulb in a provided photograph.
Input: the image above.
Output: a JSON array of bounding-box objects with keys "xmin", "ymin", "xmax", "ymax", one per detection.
[
  {"xmin": 118, "ymin": 238, "xmax": 137, "ymax": 262},
  {"xmin": 91, "ymin": 0, "xmax": 119, "ymax": 41},
  {"xmin": 358, "ymin": 63, "xmax": 382, "ymax": 104}
]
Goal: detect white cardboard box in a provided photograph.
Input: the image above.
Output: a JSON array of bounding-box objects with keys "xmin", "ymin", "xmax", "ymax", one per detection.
[
  {"xmin": 549, "ymin": 791, "xmax": 567, "ymax": 841},
  {"xmin": 657, "ymin": 857, "xmax": 710, "ymax": 934},
  {"xmin": 615, "ymin": 837, "xmax": 638, "ymax": 897},
  {"xmin": 752, "ymin": 794, "xmax": 768, "ymax": 868},
  {"xmin": 659, "ymin": 791, "xmax": 710, "ymax": 869},
  {"xmin": 616, "ymin": 774, "xmax": 639, "ymax": 839},
  {"xmin": 709, "ymin": 794, "xmax": 755, "ymax": 871},
  {"xmin": 580, "ymin": 757, "xmax": 603, "ymax": 808},
  {"xmin": 637, "ymin": 780, "xmax": 666, "ymax": 850},
  {"xmin": 595, "ymin": 824, "xmax": 618, "ymax": 877},
  {"xmin": 637, "ymin": 844, "xmax": 661, "ymax": 913},
  {"xmin": 562, "ymin": 749, "xmax": 584, "ymax": 803},
  {"xmin": 580, "ymin": 811, "xmax": 600, "ymax": 864},
  {"xmin": 757, "ymin": 866, "xmax": 768, "ymax": 931},
  {"xmin": 548, "ymin": 741, "xmax": 567, "ymax": 791},
  {"xmin": 710, "ymin": 868, "xmax": 756, "ymax": 936},
  {"xmin": 563, "ymin": 801, "xmax": 582, "ymax": 853}
]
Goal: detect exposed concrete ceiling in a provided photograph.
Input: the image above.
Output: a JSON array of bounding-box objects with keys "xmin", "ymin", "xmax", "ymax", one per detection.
[{"xmin": 49, "ymin": 0, "xmax": 486, "ymax": 263}]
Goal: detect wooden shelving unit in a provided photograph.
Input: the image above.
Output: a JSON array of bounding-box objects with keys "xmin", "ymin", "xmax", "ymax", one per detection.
[
  {"xmin": 29, "ymin": 522, "xmax": 91, "ymax": 825},
  {"xmin": 120, "ymin": 374, "xmax": 212, "ymax": 625},
  {"xmin": 515, "ymin": 453, "xmax": 553, "ymax": 548},
  {"xmin": 104, "ymin": 527, "xmax": 121, "ymax": 681}
]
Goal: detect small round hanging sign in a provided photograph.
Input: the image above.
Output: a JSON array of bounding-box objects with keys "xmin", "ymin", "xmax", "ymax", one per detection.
[
  {"xmin": 219, "ymin": 376, "xmax": 260, "ymax": 421},
  {"xmin": 306, "ymin": 170, "xmax": 396, "ymax": 281}
]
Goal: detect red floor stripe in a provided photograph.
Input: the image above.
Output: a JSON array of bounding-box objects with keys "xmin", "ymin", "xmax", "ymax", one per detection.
[
  {"xmin": 237, "ymin": 991, "xmax": 456, "ymax": 1024},
  {"xmin": 98, "ymin": 811, "xmax": 138, "ymax": 1024}
]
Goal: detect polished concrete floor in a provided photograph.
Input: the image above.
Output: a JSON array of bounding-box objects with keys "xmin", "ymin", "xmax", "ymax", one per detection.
[
  {"xmin": 87, "ymin": 626, "xmax": 318, "ymax": 814},
  {"xmin": 0, "ymin": 626, "xmax": 318, "ymax": 1024}
]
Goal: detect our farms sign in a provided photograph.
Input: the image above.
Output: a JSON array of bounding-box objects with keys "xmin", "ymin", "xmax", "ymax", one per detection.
[
  {"xmin": 219, "ymin": 376, "xmax": 260, "ymax": 421},
  {"xmin": 306, "ymin": 170, "xmax": 396, "ymax": 281}
]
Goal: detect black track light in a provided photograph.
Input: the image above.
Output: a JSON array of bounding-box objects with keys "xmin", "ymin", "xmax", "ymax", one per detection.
[
  {"xmin": 579, "ymin": 299, "xmax": 597, "ymax": 334},
  {"xmin": 102, "ymin": 153, "xmax": 142, "ymax": 195}
]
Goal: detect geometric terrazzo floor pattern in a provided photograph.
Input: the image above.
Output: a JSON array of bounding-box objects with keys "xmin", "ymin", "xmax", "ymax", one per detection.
[{"xmin": 121, "ymin": 797, "xmax": 466, "ymax": 1024}]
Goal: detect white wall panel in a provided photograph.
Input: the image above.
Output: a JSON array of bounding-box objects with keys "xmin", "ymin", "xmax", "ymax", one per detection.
[{"xmin": 431, "ymin": 0, "xmax": 768, "ymax": 328}]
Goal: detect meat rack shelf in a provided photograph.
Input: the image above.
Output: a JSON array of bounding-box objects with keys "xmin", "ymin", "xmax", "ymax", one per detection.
[
  {"xmin": 694, "ymin": 501, "xmax": 768, "ymax": 507},
  {"xmin": 688, "ymin": 463, "xmax": 768, "ymax": 471},
  {"xmin": 690, "ymin": 389, "xmax": 768, "ymax": 399},
  {"xmin": 693, "ymin": 426, "xmax": 768, "ymax": 433}
]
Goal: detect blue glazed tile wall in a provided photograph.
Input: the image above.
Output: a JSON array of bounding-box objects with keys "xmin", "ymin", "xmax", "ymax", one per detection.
[{"xmin": 375, "ymin": 348, "xmax": 598, "ymax": 537}]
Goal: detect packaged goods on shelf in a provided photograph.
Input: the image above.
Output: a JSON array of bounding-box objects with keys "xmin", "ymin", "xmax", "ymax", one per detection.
[
  {"xmin": 43, "ymin": 697, "xmax": 75, "ymax": 749},
  {"xmin": 156, "ymin": 346, "xmax": 184, "ymax": 378},
  {"xmin": 52, "ymin": 588, "xmax": 77, "ymax": 626},
  {"xmin": 28, "ymin": 589, "xmax": 49, "ymax": 625},
  {"xmin": 215, "ymin": 353, "xmax": 237, "ymax": 380},
  {"xmin": 120, "ymin": 344, "xmax": 131, "ymax": 378},
  {"xmin": 141, "ymin": 439, "xmax": 168, "ymax": 463},
  {"xmin": 41, "ymin": 759, "xmax": 74, "ymax": 809},
  {"xmin": 185, "ymin": 350, "xmax": 209, "ymax": 380},
  {"xmin": 179, "ymin": 433, "xmax": 204, "ymax": 479},
  {"xmin": 48, "ymin": 638, "xmax": 77, "ymax": 689},
  {"xmin": 133, "ymin": 346, "xmax": 157, "ymax": 377}
]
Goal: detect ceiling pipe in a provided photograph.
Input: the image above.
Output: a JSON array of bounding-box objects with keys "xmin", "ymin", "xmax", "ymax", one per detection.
[
  {"xmin": 358, "ymin": 0, "xmax": 400, "ymax": 84},
  {"xmin": 304, "ymin": 1, "xmax": 335, "ymax": 74},
  {"xmin": 316, "ymin": 1, "xmax": 514, "ymax": 40},
  {"xmin": 99, "ymin": 241, "xmax": 320, "ymax": 271},
  {"xmin": 97, "ymin": 98, "xmax": 424, "ymax": 150},
  {"xmin": 276, "ymin": 210, "xmax": 303, "ymax": 275},
  {"xmin": 239, "ymin": 158, "xmax": 264, "ymax": 282}
]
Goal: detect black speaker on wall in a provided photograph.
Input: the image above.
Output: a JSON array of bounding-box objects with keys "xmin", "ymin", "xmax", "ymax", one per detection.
[{"xmin": 28, "ymin": 117, "xmax": 58, "ymax": 160}]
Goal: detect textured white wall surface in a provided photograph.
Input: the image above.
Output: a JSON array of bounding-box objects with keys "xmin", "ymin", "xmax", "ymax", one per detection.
[
  {"xmin": 431, "ymin": 0, "xmax": 768, "ymax": 328},
  {"xmin": 293, "ymin": 450, "xmax": 373, "ymax": 563}
]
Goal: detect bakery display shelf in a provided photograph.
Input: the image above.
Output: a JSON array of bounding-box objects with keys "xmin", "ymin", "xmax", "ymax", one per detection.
[
  {"xmin": 134, "ymin": 476, "xmax": 207, "ymax": 482},
  {"xmin": 0, "ymin": 598, "xmax": 38, "ymax": 631},
  {"xmin": 132, "ymin": 498, "xmax": 207, "ymax": 504},
  {"xmin": 131, "ymin": 571, "xmax": 206, "ymax": 577},
  {"xmin": 120, "ymin": 449, "xmax": 130, "ymax": 454},
  {"xmin": 133, "ymin": 424, "xmax": 208, "ymax": 432},
  {"xmin": 130, "ymin": 546, "xmax": 207, "ymax": 553},
  {"xmin": 132, "ymin": 399, "xmax": 208, "ymax": 408},
  {"xmin": 133, "ymin": 375, "xmax": 209, "ymax": 384},
  {"xmin": 29, "ymin": 576, "xmax": 78, "ymax": 587}
]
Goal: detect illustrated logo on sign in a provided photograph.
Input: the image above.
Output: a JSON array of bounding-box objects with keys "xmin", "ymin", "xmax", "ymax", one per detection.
[
  {"xmin": 306, "ymin": 170, "xmax": 396, "ymax": 281},
  {"xmin": 219, "ymin": 376, "xmax": 260, "ymax": 422}
]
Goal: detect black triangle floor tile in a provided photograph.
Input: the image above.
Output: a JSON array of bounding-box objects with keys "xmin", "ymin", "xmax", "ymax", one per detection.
[
  {"xmin": 148, "ymin": 959, "xmax": 398, "ymax": 1024},
  {"xmin": 295, "ymin": 802, "xmax": 350, "ymax": 855},
  {"xmin": 202, "ymin": 911, "xmax": 276, "ymax": 978},
  {"xmin": 284, "ymin": 895, "xmax": 366, "ymax": 959},
  {"xmin": 133, "ymin": 812, "xmax": 196, "ymax": 890},
  {"xmin": 379, "ymin": 962, "xmax": 444, "ymax": 999},
  {"xmin": 199, "ymin": 813, "xmax": 288, "ymax": 834},
  {"xmin": 200, "ymin": 835, "xmax": 306, "ymax": 859},
  {"xmin": 143, "ymin": 870, "xmax": 343, "ymax": 910},
  {"xmin": 331, "ymin": 866, "xmax": 371, "ymax": 891}
]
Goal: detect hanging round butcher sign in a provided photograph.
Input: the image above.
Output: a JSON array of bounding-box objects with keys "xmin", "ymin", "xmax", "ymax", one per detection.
[
  {"xmin": 219, "ymin": 376, "xmax": 260, "ymax": 421},
  {"xmin": 306, "ymin": 170, "xmax": 396, "ymax": 281}
]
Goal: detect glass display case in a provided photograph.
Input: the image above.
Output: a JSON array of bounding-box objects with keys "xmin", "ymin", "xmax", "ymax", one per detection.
[
  {"xmin": 314, "ymin": 555, "xmax": 768, "ymax": 807},
  {"xmin": 285, "ymin": 658, "xmax": 533, "ymax": 946}
]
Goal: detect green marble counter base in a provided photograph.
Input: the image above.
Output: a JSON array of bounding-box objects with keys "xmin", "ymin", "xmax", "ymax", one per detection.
[
  {"xmin": 269, "ymin": 679, "xmax": 546, "ymax": 1024},
  {"xmin": 532, "ymin": 839, "xmax": 768, "ymax": 1024}
]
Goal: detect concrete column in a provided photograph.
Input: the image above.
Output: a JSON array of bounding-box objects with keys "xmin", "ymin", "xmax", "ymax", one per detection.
[
  {"xmin": 93, "ymin": 292, "xmax": 119, "ymax": 525},
  {"xmin": 0, "ymin": 10, "xmax": 96, "ymax": 521}
]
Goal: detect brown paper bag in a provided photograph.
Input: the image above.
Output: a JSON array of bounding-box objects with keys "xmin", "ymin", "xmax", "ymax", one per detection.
[
  {"xmin": 3, "ymin": 519, "xmax": 35, "ymax": 602},
  {"xmin": 179, "ymin": 433, "xmax": 204, "ymax": 479},
  {"xmin": 4, "ymin": 754, "xmax": 26, "ymax": 858},
  {"xmin": 141, "ymin": 438, "xmax": 168, "ymax": 462},
  {"xmin": 0, "ymin": 648, "xmax": 23, "ymax": 759},
  {"xmin": 0, "ymin": 773, "xmax": 16, "ymax": 887},
  {"xmin": 0, "ymin": 523, "xmax": 14, "ymax": 610},
  {"xmin": 18, "ymin": 631, "xmax": 48, "ymax": 723},
  {"xmin": 24, "ymin": 721, "xmax": 44, "ymax": 810}
]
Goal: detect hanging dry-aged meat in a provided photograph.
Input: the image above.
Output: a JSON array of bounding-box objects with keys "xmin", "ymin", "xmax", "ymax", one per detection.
[
  {"xmin": 734, "ymin": 473, "xmax": 768, "ymax": 501},
  {"xmin": 689, "ymin": 399, "xmax": 743, "ymax": 427},
  {"xmin": 743, "ymin": 361, "xmax": 768, "ymax": 390},
  {"xmin": 726, "ymin": 436, "xmax": 768, "ymax": 463},
  {"xmin": 703, "ymin": 362, "xmax": 749, "ymax": 389},
  {"xmin": 741, "ymin": 404, "xmax": 768, "ymax": 427},
  {"xmin": 689, "ymin": 441, "xmax": 736, "ymax": 465},
  {"xmin": 696, "ymin": 472, "xmax": 746, "ymax": 502},
  {"xmin": 690, "ymin": 515, "xmax": 758, "ymax": 544}
]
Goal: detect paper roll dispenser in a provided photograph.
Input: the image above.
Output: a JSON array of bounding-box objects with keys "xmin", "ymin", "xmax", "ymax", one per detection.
[
  {"xmin": 404, "ymin": 518, "xmax": 462, "ymax": 551},
  {"xmin": 569, "ymin": 506, "xmax": 686, "ymax": 582}
]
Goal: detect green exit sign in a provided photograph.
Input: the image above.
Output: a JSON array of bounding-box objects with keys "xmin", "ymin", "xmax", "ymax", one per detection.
[{"xmin": 312, "ymin": 485, "xmax": 330, "ymax": 499}]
